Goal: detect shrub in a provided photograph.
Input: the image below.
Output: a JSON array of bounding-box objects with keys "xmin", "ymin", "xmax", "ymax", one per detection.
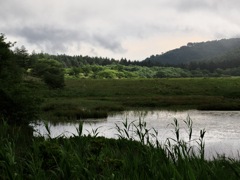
[{"xmin": 32, "ymin": 58, "xmax": 65, "ymax": 89}]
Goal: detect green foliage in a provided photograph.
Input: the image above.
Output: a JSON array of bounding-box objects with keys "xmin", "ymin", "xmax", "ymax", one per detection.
[
  {"xmin": 65, "ymin": 65, "xmax": 195, "ymax": 79},
  {"xmin": 31, "ymin": 46, "xmax": 240, "ymax": 78},
  {"xmin": 32, "ymin": 58, "xmax": 65, "ymax": 88},
  {"xmin": 154, "ymin": 67, "xmax": 191, "ymax": 78},
  {"xmin": 0, "ymin": 85, "xmax": 41, "ymax": 125},
  {"xmin": 14, "ymin": 45, "xmax": 32, "ymax": 71},
  {"xmin": 63, "ymin": 63, "xmax": 240, "ymax": 79},
  {"xmin": 43, "ymin": 70, "xmax": 64, "ymax": 89},
  {"xmin": 96, "ymin": 69, "xmax": 118, "ymax": 79},
  {"xmin": 68, "ymin": 67, "xmax": 81, "ymax": 77},
  {"xmin": 0, "ymin": 34, "xmax": 22, "ymax": 85},
  {"xmin": 0, "ymin": 34, "xmax": 41, "ymax": 124}
]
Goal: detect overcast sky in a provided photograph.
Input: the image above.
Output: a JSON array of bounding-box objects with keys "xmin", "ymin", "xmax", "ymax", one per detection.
[{"xmin": 1, "ymin": 0, "xmax": 240, "ymax": 60}]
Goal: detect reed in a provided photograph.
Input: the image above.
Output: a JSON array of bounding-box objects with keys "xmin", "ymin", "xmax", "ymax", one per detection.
[{"xmin": 0, "ymin": 118, "xmax": 240, "ymax": 179}]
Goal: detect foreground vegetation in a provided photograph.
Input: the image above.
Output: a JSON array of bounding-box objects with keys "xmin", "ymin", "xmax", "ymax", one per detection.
[
  {"xmin": 38, "ymin": 77, "xmax": 240, "ymax": 121},
  {"xmin": 1, "ymin": 118, "xmax": 240, "ymax": 179}
]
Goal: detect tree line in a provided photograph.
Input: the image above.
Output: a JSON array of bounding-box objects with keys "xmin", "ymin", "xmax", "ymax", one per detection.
[
  {"xmin": 31, "ymin": 40, "xmax": 240, "ymax": 76},
  {"xmin": 31, "ymin": 52, "xmax": 240, "ymax": 78}
]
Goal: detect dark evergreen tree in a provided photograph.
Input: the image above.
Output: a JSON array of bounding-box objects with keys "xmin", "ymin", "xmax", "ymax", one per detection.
[{"xmin": 0, "ymin": 34, "xmax": 40, "ymax": 124}]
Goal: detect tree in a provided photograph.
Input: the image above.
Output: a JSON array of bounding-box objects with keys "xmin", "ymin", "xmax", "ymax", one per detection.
[
  {"xmin": 0, "ymin": 34, "xmax": 22, "ymax": 85},
  {"xmin": 14, "ymin": 45, "xmax": 30, "ymax": 70},
  {"xmin": 155, "ymin": 70, "xmax": 167, "ymax": 78},
  {"xmin": 43, "ymin": 68, "xmax": 65, "ymax": 88},
  {"xmin": 0, "ymin": 34, "xmax": 40, "ymax": 125},
  {"xmin": 97, "ymin": 69, "xmax": 118, "ymax": 79},
  {"xmin": 32, "ymin": 58, "xmax": 65, "ymax": 88},
  {"xmin": 69, "ymin": 67, "xmax": 81, "ymax": 77}
]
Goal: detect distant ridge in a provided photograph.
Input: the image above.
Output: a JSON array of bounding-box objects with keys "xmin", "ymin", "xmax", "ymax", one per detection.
[{"xmin": 143, "ymin": 38, "xmax": 240, "ymax": 65}]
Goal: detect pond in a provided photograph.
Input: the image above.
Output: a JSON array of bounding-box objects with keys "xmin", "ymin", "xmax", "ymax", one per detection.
[{"xmin": 33, "ymin": 110, "xmax": 240, "ymax": 159}]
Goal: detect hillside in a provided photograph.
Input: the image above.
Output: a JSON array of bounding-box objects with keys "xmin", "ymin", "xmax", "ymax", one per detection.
[{"xmin": 143, "ymin": 38, "xmax": 240, "ymax": 65}]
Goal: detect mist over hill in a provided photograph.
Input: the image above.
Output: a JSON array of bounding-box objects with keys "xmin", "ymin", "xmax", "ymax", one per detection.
[{"xmin": 143, "ymin": 38, "xmax": 240, "ymax": 66}]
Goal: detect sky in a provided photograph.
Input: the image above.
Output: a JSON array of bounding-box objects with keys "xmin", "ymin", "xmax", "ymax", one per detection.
[{"xmin": 1, "ymin": 0, "xmax": 240, "ymax": 61}]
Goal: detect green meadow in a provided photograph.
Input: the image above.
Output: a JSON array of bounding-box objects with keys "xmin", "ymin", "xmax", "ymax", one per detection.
[{"xmin": 39, "ymin": 77, "xmax": 240, "ymax": 121}]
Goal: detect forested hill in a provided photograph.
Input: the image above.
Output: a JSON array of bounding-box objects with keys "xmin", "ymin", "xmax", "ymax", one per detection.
[
  {"xmin": 31, "ymin": 37, "xmax": 240, "ymax": 72},
  {"xmin": 143, "ymin": 38, "xmax": 240, "ymax": 65}
]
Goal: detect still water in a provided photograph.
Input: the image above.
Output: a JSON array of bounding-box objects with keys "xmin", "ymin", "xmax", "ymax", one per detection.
[{"xmin": 33, "ymin": 110, "xmax": 240, "ymax": 159}]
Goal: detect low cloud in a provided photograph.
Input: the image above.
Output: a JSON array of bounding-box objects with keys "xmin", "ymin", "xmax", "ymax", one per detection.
[
  {"xmin": 13, "ymin": 26, "xmax": 125, "ymax": 54},
  {"xmin": 1, "ymin": 0, "xmax": 240, "ymax": 59},
  {"xmin": 93, "ymin": 34, "xmax": 126, "ymax": 53},
  {"xmin": 16, "ymin": 26, "xmax": 84, "ymax": 53}
]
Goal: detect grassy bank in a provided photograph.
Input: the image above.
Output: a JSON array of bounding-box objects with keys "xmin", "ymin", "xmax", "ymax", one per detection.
[
  {"xmin": 37, "ymin": 77, "xmax": 240, "ymax": 121},
  {"xmin": 1, "ymin": 119, "xmax": 240, "ymax": 179}
]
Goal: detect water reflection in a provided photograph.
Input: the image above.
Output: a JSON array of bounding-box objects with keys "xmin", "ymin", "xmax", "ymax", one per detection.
[{"xmin": 33, "ymin": 110, "xmax": 240, "ymax": 159}]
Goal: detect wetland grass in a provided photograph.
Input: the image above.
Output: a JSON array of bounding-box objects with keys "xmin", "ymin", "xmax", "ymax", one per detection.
[
  {"xmin": 1, "ymin": 118, "xmax": 240, "ymax": 179},
  {"xmin": 38, "ymin": 77, "xmax": 240, "ymax": 121}
]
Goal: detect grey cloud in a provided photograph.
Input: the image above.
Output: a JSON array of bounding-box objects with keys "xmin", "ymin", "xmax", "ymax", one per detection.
[
  {"xmin": 1, "ymin": 0, "xmax": 240, "ymax": 59},
  {"xmin": 93, "ymin": 34, "xmax": 126, "ymax": 53},
  {"xmin": 175, "ymin": 0, "xmax": 240, "ymax": 13},
  {"xmin": 16, "ymin": 26, "xmax": 85, "ymax": 53},
  {"xmin": 0, "ymin": 0, "xmax": 128, "ymax": 54},
  {"xmin": 175, "ymin": 0, "xmax": 215, "ymax": 12},
  {"xmin": 14, "ymin": 25, "xmax": 125, "ymax": 54}
]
